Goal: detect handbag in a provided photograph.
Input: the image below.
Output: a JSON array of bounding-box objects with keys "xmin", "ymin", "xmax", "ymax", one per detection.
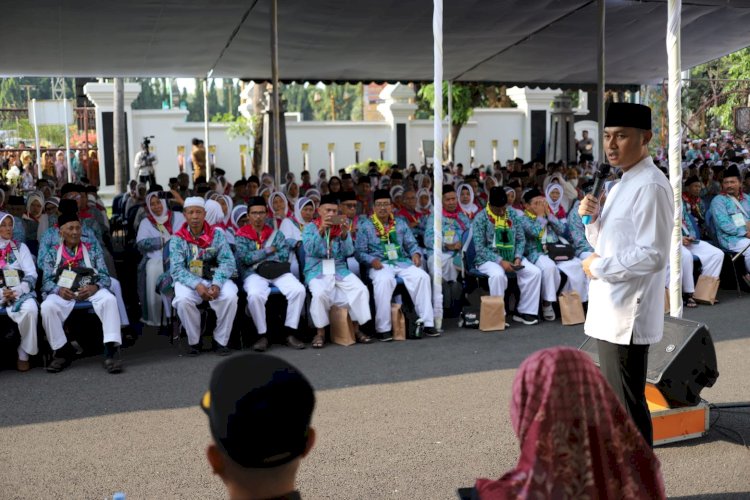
[
  {"xmin": 256, "ymin": 260, "xmax": 291, "ymax": 280},
  {"xmin": 545, "ymin": 242, "xmax": 575, "ymax": 261}
]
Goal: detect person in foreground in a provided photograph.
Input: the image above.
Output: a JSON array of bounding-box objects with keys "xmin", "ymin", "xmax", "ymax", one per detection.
[
  {"xmin": 474, "ymin": 347, "xmax": 665, "ymax": 500},
  {"xmin": 202, "ymin": 354, "xmax": 316, "ymax": 500},
  {"xmin": 578, "ymin": 102, "xmax": 673, "ymax": 446}
]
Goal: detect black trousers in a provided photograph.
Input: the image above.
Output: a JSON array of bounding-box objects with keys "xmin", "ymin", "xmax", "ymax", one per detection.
[{"xmin": 597, "ymin": 338, "xmax": 653, "ymax": 447}]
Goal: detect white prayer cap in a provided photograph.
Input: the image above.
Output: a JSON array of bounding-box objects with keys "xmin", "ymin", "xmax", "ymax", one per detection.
[{"xmin": 184, "ymin": 196, "xmax": 205, "ymax": 209}]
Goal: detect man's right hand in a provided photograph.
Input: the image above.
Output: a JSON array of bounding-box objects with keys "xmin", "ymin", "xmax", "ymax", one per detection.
[
  {"xmin": 501, "ymin": 260, "xmax": 515, "ymax": 273},
  {"xmin": 58, "ymin": 288, "xmax": 76, "ymax": 301},
  {"xmin": 578, "ymin": 194, "xmax": 600, "ymax": 224},
  {"xmin": 195, "ymin": 283, "xmax": 212, "ymax": 302},
  {"xmin": 371, "ymin": 258, "xmax": 384, "ymax": 270}
]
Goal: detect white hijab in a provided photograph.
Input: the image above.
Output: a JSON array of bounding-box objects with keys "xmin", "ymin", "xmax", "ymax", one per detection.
[
  {"xmin": 416, "ymin": 188, "xmax": 432, "ymax": 214},
  {"xmin": 0, "ymin": 212, "xmax": 13, "ymax": 248},
  {"xmin": 457, "ymin": 183, "xmax": 479, "ymax": 216},
  {"xmin": 545, "ymin": 183, "xmax": 564, "ymax": 214},
  {"xmin": 204, "ymin": 199, "xmax": 224, "ymax": 226},
  {"xmin": 293, "ymin": 196, "xmax": 314, "ymax": 226},
  {"xmin": 146, "ymin": 192, "xmax": 169, "ymax": 225}
]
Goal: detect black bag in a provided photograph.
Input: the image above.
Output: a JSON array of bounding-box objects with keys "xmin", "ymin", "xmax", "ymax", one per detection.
[
  {"xmin": 56, "ymin": 267, "xmax": 99, "ymax": 292},
  {"xmin": 458, "ymin": 307, "xmax": 480, "ymax": 329},
  {"xmin": 545, "ymin": 242, "xmax": 575, "ymax": 262},
  {"xmin": 256, "ymin": 261, "xmax": 291, "ymax": 280}
]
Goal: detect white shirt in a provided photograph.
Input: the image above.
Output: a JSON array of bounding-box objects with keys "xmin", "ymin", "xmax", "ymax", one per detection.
[{"xmin": 584, "ymin": 156, "xmax": 674, "ymax": 345}]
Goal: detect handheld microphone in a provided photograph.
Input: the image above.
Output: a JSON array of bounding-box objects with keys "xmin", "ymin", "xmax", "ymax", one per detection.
[{"xmin": 581, "ymin": 164, "xmax": 611, "ymax": 225}]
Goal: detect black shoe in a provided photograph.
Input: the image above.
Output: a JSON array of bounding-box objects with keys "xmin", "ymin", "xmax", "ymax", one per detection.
[
  {"xmin": 512, "ymin": 313, "xmax": 539, "ymax": 325},
  {"xmin": 378, "ymin": 331, "xmax": 393, "ymax": 342},
  {"xmin": 214, "ymin": 344, "xmax": 231, "ymax": 356},
  {"xmin": 46, "ymin": 344, "xmax": 74, "ymax": 373},
  {"xmin": 252, "ymin": 336, "xmax": 269, "ymax": 352},
  {"xmin": 104, "ymin": 357, "xmax": 123, "ymax": 374},
  {"xmin": 187, "ymin": 343, "xmax": 201, "ymax": 356},
  {"xmin": 121, "ymin": 326, "xmax": 137, "ymax": 348},
  {"xmin": 424, "ymin": 327, "xmax": 440, "ymax": 337},
  {"xmin": 286, "ymin": 335, "xmax": 305, "ymax": 350}
]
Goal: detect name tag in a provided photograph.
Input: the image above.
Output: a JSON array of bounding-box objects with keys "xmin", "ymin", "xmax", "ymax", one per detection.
[
  {"xmin": 444, "ymin": 230, "xmax": 456, "ymax": 245},
  {"xmin": 57, "ymin": 270, "xmax": 77, "ymax": 289},
  {"xmin": 732, "ymin": 213, "xmax": 746, "ymax": 228},
  {"xmin": 384, "ymin": 243, "xmax": 399, "ymax": 261},
  {"xmin": 322, "ymin": 259, "xmax": 335, "ymax": 276},
  {"xmin": 190, "ymin": 259, "xmax": 204, "ymax": 276},
  {"xmin": 3, "ymin": 269, "xmax": 19, "ymax": 288}
]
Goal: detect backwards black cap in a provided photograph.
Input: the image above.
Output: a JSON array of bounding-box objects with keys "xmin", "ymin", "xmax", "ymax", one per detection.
[
  {"xmin": 604, "ymin": 103, "xmax": 652, "ymax": 130},
  {"xmin": 338, "ymin": 190, "xmax": 356, "ymax": 202},
  {"xmin": 201, "ymin": 354, "xmax": 315, "ymax": 468}
]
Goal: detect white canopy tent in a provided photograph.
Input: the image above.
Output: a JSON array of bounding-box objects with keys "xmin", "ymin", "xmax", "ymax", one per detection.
[{"xmin": 5, "ymin": 0, "xmax": 745, "ymax": 325}]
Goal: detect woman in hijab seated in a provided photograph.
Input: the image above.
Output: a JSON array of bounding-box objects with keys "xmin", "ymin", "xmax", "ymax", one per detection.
[
  {"xmin": 227, "ymin": 205, "xmax": 248, "ymax": 249},
  {"xmin": 210, "ymin": 194, "xmax": 234, "ymax": 243},
  {"xmin": 0, "ymin": 212, "xmax": 40, "ymax": 372},
  {"xmin": 136, "ymin": 191, "xmax": 186, "ymax": 328},
  {"xmin": 204, "ymin": 199, "xmax": 225, "ymax": 229},
  {"xmin": 545, "ymin": 183, "xmax": 568, "ymax": 222},
  {"xmin": 22, "ymin": 191, "xmax": 45, "ymax": 242},
  {"xmin": 268, "ymin": 191, "xmax": 291, "ymax": 229},
  {"xmin": 416, "ymin": 188, "xmax": 432, "ymax": 218},
  {"xmin": 279, "ymin": 197, "xmax": 315, "ymax": 279},
  {"xmin": 458, "ymin": 183, "xmax": 480, "ymax": 221},
  {"xmin": 474, "ymin": 347, "xmax": 665, "ymax": 500}
]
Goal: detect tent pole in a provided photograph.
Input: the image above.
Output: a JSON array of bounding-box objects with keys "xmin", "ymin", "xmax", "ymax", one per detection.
[
  {"xmin": 62, "ymin": 79, "xmax": 72, "ymax": 183},
  {"xmin": 271, "ymin": 0, "xmax": 282, "ymax": 189},
  {"xmin": 667, "ymin": 0, "xmax": 683, "ymax": 318},
  {"xmin": 447, "ymin": 80, "xmax": 453, "ymax": 164},
  {"xmin": 32, "ymin": 99, "xmax": 41, "ymax": 179},
  {"xmin": 204, "ymin": 78, "xmax": 211, "ymax": 180},
  {"xmin": 432, "ymin": 0, "xmax": 444, "ymax": 331},
  {"xmin": 596, "ymin": 0, "xmax": 605, "ymax": 163}
]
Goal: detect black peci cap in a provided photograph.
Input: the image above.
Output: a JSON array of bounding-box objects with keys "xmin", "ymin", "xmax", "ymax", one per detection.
[
  {"xmin": 201, "ymin": 354, "xmax": 315, "ymax": 469},
  {"xmin": 604, "ymin": 103, "xmax": 652, "ymax": 130}
]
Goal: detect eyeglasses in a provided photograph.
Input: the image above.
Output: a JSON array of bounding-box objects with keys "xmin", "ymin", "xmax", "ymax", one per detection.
[
  {"xmin": 249, "ymin": 211, "xmax": 267, "ymax": 217},
  {"xmin": 374, "ymin": 202, "xmax": 391, "ymax": 208}
]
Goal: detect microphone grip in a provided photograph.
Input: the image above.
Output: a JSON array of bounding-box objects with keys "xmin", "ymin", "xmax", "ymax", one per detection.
[{"xmin": 582, "ymin": 214, "xmax": 592, "ymax": 225}]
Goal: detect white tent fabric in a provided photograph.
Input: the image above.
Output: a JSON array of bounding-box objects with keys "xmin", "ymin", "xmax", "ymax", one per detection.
[{"xmin": 5, "ymin": 0, "xmax": 749, "ymax": 83}]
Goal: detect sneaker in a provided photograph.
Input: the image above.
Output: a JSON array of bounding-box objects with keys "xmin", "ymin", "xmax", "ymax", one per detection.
[
  {"xmin": 542, "ymin": 303, "xmax": 556, "ymax": 321},
  {"xmin": 378, "ymin": 331, "xmax": 393, "ymax": 342},
  {"xmin": 512, "ymin": 313, "xmax": 539, "ymax": 325},
  {"xmin": 424, "ymin": 327, "xmax": 441, "ymax": 337}
]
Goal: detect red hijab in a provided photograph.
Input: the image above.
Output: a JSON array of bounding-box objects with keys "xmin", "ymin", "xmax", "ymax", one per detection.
[{"xmin": 475, "ymin": 347, "xmax": 665, "ymax": 500}]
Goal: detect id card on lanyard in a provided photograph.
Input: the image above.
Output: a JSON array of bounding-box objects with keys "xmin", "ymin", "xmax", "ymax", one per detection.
[
  {"xmin": 322, "ymin": 229, "xmax": 335, "ymax": 275},
  {"xmin": 189, "ymin": 244, "xmax": 203, "ymax": 276}
]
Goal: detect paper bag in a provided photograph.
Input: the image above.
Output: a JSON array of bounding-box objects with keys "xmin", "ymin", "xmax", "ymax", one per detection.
[
  {"xmin": 391, "ymin": 304, "xmax": 406, "ymax": 340},
  {"xmin": 330, "ymin": 306, "xmax": 355, "ymax": 346},
  {"xmin": 479, "ymin": 295, "xmax": 506, "ymax": 332},
  {"xmin": 664, "ymin": 288, "xmax": 670, "ymax": 314},
  {"xmin": 693, "ymin": 275, "xmax": 720, "ymax": 305},
  {"xmin": 559, "ymin": 291, "xmax": 585, "ymax": 326}
]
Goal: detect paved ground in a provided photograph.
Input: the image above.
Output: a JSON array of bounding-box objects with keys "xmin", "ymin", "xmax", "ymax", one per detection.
[{"xmin": 1, "ymin": 289, "xmax": 749, "ymax": 499}]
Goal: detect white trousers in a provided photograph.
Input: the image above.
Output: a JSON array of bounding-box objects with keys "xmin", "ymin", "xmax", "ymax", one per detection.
[
  {"xmin": 427, "ymin": 251, "xmax": 458, "ymax": 282},
  {"xmin": 477, "ymin": 259, "xmax": 542, "ymax": 315},
  {"xmin": 666, "ymin": 245, "xmax": 697, "ymax": 293},
  {"xmin": 308, "ymin": 274, "xmax": 371, "ymax": 328},
  {"xmin": 110, "ymin": 277, "xmax": 129, "ymax": 327},
  {"xmin": 42, "ymin": 290, "xmax": 122, "ymax": 351},
  {"xmin": 142, "ymin": 258, "xmax": 163, "ymax": 326},
  {"xmin": 347, "ymin": 257, "xmax": 360, "ymax": 278},
  {"xmin": 689, "ymin": 241, "xmax": 724, "ymax": 278},
  {"xmin": 368, "ymin": 263, "xmax": 434, "ymax": 333},
  {"xmin": 6, "ymin": 300, "xmax": 39, "ymax": 356},
  {"xmin": 726, "ymin": 237, "xmax": 750, "ymax": 274},
  {"xmin": 534, "ymin": 255, "xmax": 588, "ymax": 302},
  {"xmin": 173, "ymin": 280, "xmax": 238, "ymax": 347},
  {"xmin": 244, "ymin": 273, "xmax": 305, "ymax": 334}
]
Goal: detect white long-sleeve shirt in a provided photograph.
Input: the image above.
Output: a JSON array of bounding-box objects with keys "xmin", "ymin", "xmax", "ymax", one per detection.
[{"xmin": 584, "ymin": 156, "xmax": 674, "ymax": 345}]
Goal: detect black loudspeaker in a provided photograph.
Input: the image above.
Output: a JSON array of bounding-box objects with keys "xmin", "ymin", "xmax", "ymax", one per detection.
[{"xmin": 579, "ymin": 317, "xmax": 719, "ymax": 408}]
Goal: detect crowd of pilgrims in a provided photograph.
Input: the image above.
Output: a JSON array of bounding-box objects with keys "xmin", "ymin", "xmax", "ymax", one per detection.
[{"xmin": 2, "ymin": 141, "xmax": 749, "ymax": 373}]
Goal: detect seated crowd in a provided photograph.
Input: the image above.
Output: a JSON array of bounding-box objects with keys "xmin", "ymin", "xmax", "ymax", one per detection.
[{"xmin": 2, "ymin": 136, "xmax": 749, "ymax": 374}]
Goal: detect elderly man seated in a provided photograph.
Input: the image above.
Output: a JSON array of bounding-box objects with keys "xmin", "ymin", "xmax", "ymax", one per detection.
[
  {"xmin": 302, "ymin": 194, "xmax": 373, "ymax": 348},
  {"xmin": 424, "ymin": 185, "xmax": 470, "ymax": 285},
  {"xmin": 709, "ymin": 165, "xmax": 750, "ymax": 282},
  {"xmin": 39, "ymin": 201, "xmax": 122, "ymax": 373},
  {"xmin": 235, "ymin": 196, "xmax": 305, "ymax": 352},
  {"xmin": 356, "ymin": 189, "xmax": 436, "ymax": 341},
  {"xmin": 0, "ymin": 212, "xmax": 39, "ymax": 372},
  {"xmin": 338, "ymin": 190, "xmax": 363, "ymax": 277},
  {"xmin": 169, "ymin": 197, "xmax": 238, "ymax": 356}
]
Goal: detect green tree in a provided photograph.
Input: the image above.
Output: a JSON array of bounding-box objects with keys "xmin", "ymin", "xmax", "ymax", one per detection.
[{"xmin": 188, "ymin": 78, "xmax": 205, "ymax": 121}]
